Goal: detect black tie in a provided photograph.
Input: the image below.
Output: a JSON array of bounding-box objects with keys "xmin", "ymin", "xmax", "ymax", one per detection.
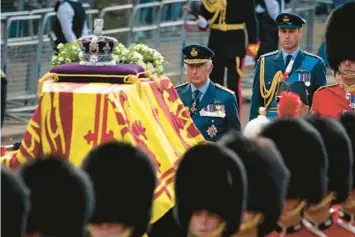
[
  {"xmin": 193, "ymin": 90, "xmax": 201, "ymax": 104},
  {"xmin": 285, "ymin": 55, "xmax": 293, "ymax": 67}
]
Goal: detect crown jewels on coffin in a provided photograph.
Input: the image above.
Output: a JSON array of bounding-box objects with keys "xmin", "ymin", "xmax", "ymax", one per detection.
[{"xmin": 78, "ymin": 18, "xmax": 118, "ymax": 66}]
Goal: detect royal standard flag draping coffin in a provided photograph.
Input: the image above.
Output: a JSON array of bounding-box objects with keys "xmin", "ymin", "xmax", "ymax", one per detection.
[{"xmin": 1, "ymin": 63, "xmax": 205, "ymax": 223}]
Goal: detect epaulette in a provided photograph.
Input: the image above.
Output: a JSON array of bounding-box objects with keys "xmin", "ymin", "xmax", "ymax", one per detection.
[
  {"xmin": 175, "ymin": 82, "xmax": 189, "ymax": 89},
  {"xmin": 215, "ymin": 83, "xmax": 235, "ymax": 94},
  {"xmin": 316, "ymin": 83, "xmax": 339, "ymax": 92},
  {"xmin": 260, "ymin": 50, "xmax": 279, "ymax": 58},
  {"xmin": 303, "ymin": 51, "xmax": 323, "ymax": 61},
  {"xmin": 202, "ymin": 0, "xmax": 224, "ymax": 13}
]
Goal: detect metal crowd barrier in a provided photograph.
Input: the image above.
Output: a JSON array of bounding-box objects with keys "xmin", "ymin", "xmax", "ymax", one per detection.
[
  {"xmin": 1, "ymin": 1, "xmax": 322, "ymax": 124},
  {"xmin": 98, "ymin": 4, "xmax": 134, "ymax": 46}
]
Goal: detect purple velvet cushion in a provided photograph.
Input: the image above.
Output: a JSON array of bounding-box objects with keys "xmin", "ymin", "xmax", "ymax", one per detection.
[{"xmin": 50, "ymin": 63, "xmax": 145, "ymax": 76}]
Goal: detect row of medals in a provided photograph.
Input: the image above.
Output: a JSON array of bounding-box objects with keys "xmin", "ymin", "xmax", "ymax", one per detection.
[{"xmin": 345, "ymin": 92, "xmax": 355, "ymax": 112}]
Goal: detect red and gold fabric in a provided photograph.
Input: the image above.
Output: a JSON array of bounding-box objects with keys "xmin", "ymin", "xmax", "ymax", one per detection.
[{"xmin": 1, "ymin": 73, "xmax": 205, "ymax": 223}]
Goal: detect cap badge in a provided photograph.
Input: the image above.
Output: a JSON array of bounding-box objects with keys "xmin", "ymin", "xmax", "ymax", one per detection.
[
  {"xmin": 283, "ymin": 16, "xmax": 290, "ymax": 23},
  {"xmin": 191, "ymin": 48, "xmax": 198, "ymax": 57}
]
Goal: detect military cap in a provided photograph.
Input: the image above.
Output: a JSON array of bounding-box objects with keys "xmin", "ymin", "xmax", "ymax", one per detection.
[
  {"xmin": 219, "ymin": 130, "xmax": 290, "ymax": 236},
  {"xmin": 182, "ymin": 44, "xmax": 215, "ymax": 64},
  {"xmin": 277, "ymin": 81, "xmax": 309, "ymax": 105},
  {"xmin": 1, "ymin": 167, "xmax": 29, "ymax": 237},
  {"xmin": 260, "ymin": 118, "xmax": 328, "ymax": 204},
  {"xmin": 82, "ymin": 141, "xmax": 156, "ymax": 237},
  {"xmin": 174, "ymin": 143, "xmax": 247, "ymax": 236},
  {"xmin": 306, "ymin": 115, "xmax": 353, "ymax": 204},
  {"xmin": 276, "ymin": 13, "xmax": 306, "ymax": 29},
  {"xmin": 339, "ymin": 112, "xmax": 355, "ymax": 189},
  {"xmin": 325, "ymin": 1, "xmax": 355, "ymax": 72},
  {"xmin": 20, "ymin": 156, "xmax": 94, "ymax": 237}
]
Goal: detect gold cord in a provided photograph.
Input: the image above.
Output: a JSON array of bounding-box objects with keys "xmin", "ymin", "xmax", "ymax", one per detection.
[{"xmin": 259, "ymin": 57, "xmax": 284, "ymax": 109}]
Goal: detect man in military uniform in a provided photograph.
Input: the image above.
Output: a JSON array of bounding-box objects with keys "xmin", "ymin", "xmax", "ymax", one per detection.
[
  {"xmin": 255, "ymin": 0, "xmax": 283, "ymax": 60},
  {"xmin": 2, "ymin": 167, "xmax": 29, "ymax": 237},
  {"xmin": 176, "ymin": 45, "xmax": 241, "ymax": 142},
  {"xmin": 174, "ymin": 143, "xmax": 247, "ymax": 237},
  {"xmin": 195, "ymin": 0, "xmax": 259, "ymax": 112},
  {"xmin": 19, "ymin": 156, "xmax": 94, "ymax": 237},
  {"xmin": 303, "ymin": 116, "xmax": 354, "ymax": 236},
  {"xmin": 311, "ymin": 2, "xmax": 355, "ymax": 118},
  {"xmin": 338, "ymin": 112, "xmax": 355, "ymax": 234},
  {"xmin": 82, "ymin": 141, "xmax": 157, "ymax": 237},
  {"xmin": 250, "ymin": 13, "xmax": 327, "ymax": 120},
  {"xmin": 219, "ymin": 131, "xmax": 290, "ymax": 237},
  {"xmin": 259, "ymin": 118, "xmax": 329, "ymax": 236}
]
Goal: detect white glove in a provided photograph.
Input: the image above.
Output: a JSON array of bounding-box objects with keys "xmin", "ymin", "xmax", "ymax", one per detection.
[{"xmin": 197, "ymin": 15, "xmax": 208, "ymax": 29}]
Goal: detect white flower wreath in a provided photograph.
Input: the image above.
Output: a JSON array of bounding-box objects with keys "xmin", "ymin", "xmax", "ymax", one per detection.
[{"xmin": 51, "ymin": 41, "xmax": 165, "ymax": 76}]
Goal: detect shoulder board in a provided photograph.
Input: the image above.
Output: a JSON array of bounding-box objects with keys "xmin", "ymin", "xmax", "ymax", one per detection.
[
  {"xmin": 261, "ymin": 50, "xmax": 279, "ymax": 58},
  {"xmin": 316, "ymin": 83, "xmax": 339, "ymax": 92},
  {"xmin": 175, "ymin": 82, "xmax": 189, "ymax": 89},
  {"xmin": 215, "ymin": 83, "xmax": 235, "ymax": 94},
  {"xmin": 303, "ymin": 51, "xmax": 323, "ymax": 61}
]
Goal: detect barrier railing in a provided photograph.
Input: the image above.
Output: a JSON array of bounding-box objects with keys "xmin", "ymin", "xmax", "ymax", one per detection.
[{"xmin": 98, "ymin": 4, "xmax": 134, "ymax": 46}]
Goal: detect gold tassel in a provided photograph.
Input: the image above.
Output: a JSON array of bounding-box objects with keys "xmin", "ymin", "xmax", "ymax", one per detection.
[
  {"xmin": 37, "ymin": 70, "xmax": 156, "ymax": 97},
  {"xmin": 37, "ymin": 72, "xmax": 60, "ymax": 97}
]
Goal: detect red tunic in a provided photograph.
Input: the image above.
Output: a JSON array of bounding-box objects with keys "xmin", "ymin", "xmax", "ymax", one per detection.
[
  {"xmin": 323, "ymin": 206, "xmax": 355, "ymax": 236},
  {"xmin": 311, "ymin": 83, "xmax": 355, "ymax": 119}
]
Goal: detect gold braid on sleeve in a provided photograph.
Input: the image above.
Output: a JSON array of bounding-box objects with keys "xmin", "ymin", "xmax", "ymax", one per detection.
[
  {"xmin": 259, "ymin": 57, "xmax": 284, "ymax": 110},
  {"xmin": 202, "ymin": 0, "xmax": 227, "ymax": 25}
]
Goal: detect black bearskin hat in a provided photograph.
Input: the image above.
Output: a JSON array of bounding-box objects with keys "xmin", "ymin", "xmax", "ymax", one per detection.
[
  {"xmin": 20, "ymin": 156, "xmax": 94, "ymax": 237},
  {"xmin": 1, "ymin": 167, "xmax": 29, "ymax": 237},
  {"xmin": 82, "ymin": 141, "xmax": 156, "ymax": 237},
  {"xmin": 306, "ymin": 115, "xmax": 353, "ymax": 204},
  {"xmin": 325, "ymin": 1, "xmax": 355, "ymax": 72},
  {"xmin": 339, "ymin": 112, "xmax": 355, "ymax": 189},
  {"xmin": 260, "ymin": 118, "xmax": 328, "ymax": 204},
  {"xmin": 219, "ymin": 130, "xmax": 290, "ymax": 237},
  {"xmin": 174, "ymin": 143, "xmax": 247, "ymax": 236}
]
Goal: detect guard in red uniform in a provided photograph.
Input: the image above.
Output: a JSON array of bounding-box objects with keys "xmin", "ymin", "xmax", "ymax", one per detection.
[
  {"xmin": 311, "ymin": 2, "xmax": 355, "ymax": 118},
  {"xmin": 19, "ymin": 156, "xmax": 94, "ymax": 237},
  {"xmin": 174, "ymin": 143, "xmax": 247, "ymax": 237},
  {"xmin": 337, "ymin": 112, "xmax": 355, "ymax": 234},
  {"xmin": 219, "ymin": 131, "xmax": 290, "ymax": 237},
  {"xmin": 304, "ymin": 116, "xmax": 354, "ymax": 236},
  {"xmin": 259, "ymin": 118, "xmax": 328, "ymax": 237},
  {"xmin": 81, "ymin": 141, "xmax": 157, "ymax": 237}
]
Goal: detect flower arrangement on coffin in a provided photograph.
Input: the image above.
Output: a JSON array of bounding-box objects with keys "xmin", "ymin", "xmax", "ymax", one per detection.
[{"xmin": 51, "ymin": 41, "xmax": 165, "ymax": 76}]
